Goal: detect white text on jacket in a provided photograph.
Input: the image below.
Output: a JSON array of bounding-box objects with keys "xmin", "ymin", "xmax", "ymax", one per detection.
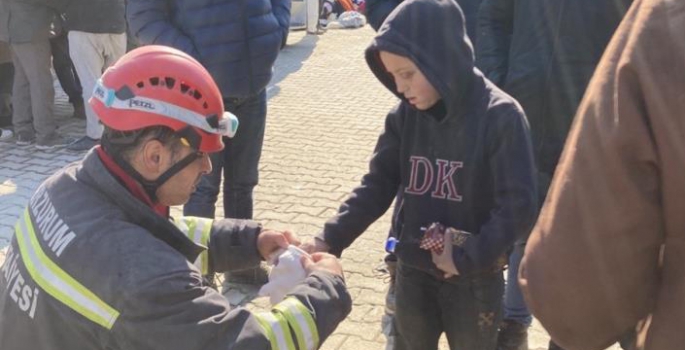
[
  {"xmin": 1, "ymin": 245, "xmax": 40, "ymax": 318},
  {"xmin": 29, "ymin": 186, "xmax": 76, "ymax": 257}
]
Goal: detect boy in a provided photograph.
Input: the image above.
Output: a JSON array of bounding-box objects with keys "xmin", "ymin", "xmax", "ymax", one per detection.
[{"xmin": 303, "ymin": 0, "xmax": 537, "ymax": 348}]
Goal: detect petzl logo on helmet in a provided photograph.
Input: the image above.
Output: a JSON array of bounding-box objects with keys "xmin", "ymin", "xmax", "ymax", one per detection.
[
  {"xmin": 129, "ymin": 98, "xmax": 156, "ymax": 110},
  {"xmin": 93, "ymin": 86, "xmax": 106, "ymax": 100},
  {"xmin": 92, "ymin": 79, "xmax": 116, "ymax": 107}
]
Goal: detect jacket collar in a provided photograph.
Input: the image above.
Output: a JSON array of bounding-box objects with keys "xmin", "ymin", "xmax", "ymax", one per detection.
[
  {"xmin": 96, "ymin": 147, "xmax": 170, "ymax": 217},
  {"xmin": 81, "ymin": 148, "xmax": 203, "ymax": 262}
]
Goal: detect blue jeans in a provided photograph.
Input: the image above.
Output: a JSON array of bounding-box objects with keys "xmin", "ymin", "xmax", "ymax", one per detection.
[
  {"xmin": 503, "ymin": 171, "xmax": 550, "ymax": 326},
  {"xmin": 184, "ymin": 90, "xmax": 267, "ymax": 219},
  {"xmin": 394, "ymin": 263, "xmax": 503, "ymax": 350},
  {"xmin": 503, "ymin": 239, "xmax": 533, "ymax": 326}
]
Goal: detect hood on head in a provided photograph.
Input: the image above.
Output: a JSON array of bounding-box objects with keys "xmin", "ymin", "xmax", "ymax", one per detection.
[{"xmin": 365, "ymin": 0, "xmax": 476, "ymax": 116}]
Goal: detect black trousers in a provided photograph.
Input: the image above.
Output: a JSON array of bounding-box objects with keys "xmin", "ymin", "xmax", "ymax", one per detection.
[
  {"xmin": 50, "ymin": 33, "xmax": 82, "ymax": 105},
  {"xmin": 394, "ymin": 263, "xmax": 503, "ymax": 350},
  {"xmin": 0, "ymin": 61, "xmax": 13, "ymax": 127}
]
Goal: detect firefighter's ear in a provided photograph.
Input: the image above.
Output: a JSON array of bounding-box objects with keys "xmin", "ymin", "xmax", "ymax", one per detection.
[{"xmin": 137, "ymin": 138, "xmax": 168, "ymax": 178}]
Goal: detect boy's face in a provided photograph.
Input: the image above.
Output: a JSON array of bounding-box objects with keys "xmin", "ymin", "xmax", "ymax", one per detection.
[{"xmin": 380, "ymin": 51, "xmax": 440, "ymax": 110}]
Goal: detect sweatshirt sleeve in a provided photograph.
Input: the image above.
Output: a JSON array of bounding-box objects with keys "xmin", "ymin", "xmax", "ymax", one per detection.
[
  {"xmin": 322, "ymin": 109, "xmax": 403, "ymax": 257},
  {"xmin": 475, "ymin": 0, "xmax": 514, "ymax": 86},
  {"xmin": 126, "ymin": 0, "xmax": 199, "ymax": 56},
  {"xmin": 519, "ymin": 0, "xmax": 671, "ymax": 348},
  {"xmin": 452, "ymin": 106, "xmax": 538, "ymax": 275},
  {"xmin": 113, "ymin": 247, "xmax": 351, "ymax": 350}
]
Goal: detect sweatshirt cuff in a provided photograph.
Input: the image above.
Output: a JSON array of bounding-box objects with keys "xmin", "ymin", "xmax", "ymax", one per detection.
[{"xmin": 321, "ymin": 231, "xmax": 345, "ymax": 258}]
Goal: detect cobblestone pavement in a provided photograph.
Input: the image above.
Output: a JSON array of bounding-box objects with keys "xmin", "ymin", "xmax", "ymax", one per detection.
[{"xmin": 0, "ymin": 27, "xmax": 621, "ymax": 350}]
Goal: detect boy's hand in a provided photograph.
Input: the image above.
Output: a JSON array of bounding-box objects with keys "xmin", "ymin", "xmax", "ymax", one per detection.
[
  {"xmin": 301, "ymin": 237, "xmax": 331, "ymax": 254},
  {"xmin": 301, "ymin": 252, "xmax": 344, "ymax": 279},
  {"xmin": 431, "ymin": 229, "xmax": 460, "ymax": 278},
  {"xmin": 257, "ymin": 229, "xmax": 300, "ymax": 260}
]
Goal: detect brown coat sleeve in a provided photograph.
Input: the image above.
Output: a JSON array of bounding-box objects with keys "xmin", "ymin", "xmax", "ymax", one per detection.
[{"xmin": 519, "ymin": 0, "xmax": 685, "ymax": 349}]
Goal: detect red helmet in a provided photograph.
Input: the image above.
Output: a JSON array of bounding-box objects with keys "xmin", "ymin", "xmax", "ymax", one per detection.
[{"xmin": 90, "ymin": 45, "xmax": 238, "ymax": 153}]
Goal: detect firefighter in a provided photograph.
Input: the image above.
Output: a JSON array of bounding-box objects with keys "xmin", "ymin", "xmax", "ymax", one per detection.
[{"xmin": 0, "ymin": 45, "xmax": 351, "ymax": 350}]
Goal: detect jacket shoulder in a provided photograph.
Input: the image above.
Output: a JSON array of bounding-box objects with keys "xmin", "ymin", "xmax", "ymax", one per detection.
[{"xmin": 484, "ymin": 81, "xmax": 527, "ymax": 123}]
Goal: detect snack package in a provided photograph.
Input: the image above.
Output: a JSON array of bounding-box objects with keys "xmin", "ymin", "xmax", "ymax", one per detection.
[
  {"xmin": 419, "ymin": 223, "xmax": 473, "ymax": 255},
  {"xmin": 419, "ymin": 222, "xmax": 446, "ymax": 254}
]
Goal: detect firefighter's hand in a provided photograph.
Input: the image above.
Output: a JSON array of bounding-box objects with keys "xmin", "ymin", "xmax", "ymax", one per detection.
[
  {"xmin": 431, "ymin": 230, "xmax": 460, "ymax": 278},
  {"xmin": 301, "ymin": 252, "xmax": 344, "ymax": 279},
  {"xmin": 257, "ymin": 229, "xmax": 301, "ymax": 261},
  {"xmin": 301, "ymin": 237, "xmax": 330, "ymax": 254}
]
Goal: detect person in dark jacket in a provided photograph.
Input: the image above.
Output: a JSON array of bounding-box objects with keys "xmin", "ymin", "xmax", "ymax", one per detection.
[
  {"xmin": 127, "ymin": 0, "xmax": 291, "ymax": 285},
  {"xmin": 303, "ymin": 0, "xmax": 537, "ymax": 349},
  {"xmin": 62, "ymin": 0, "xmax": 127, "ymax": 152},
  {"xmin": 0, "ymin": 45, "xmax": 351, "ymax": 350},
  {"xmin": 365, "ymin": 0, "xmax": 482, "ymax": 46},
  {"xmin": 476, "ymin": 1, "xmax": 632, "ymax": 349}
]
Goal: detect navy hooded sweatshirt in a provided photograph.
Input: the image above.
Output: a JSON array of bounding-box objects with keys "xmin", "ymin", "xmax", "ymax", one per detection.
[{"xmin": 322, "ymin": 0, "xmax": 538, "ymax": 277}]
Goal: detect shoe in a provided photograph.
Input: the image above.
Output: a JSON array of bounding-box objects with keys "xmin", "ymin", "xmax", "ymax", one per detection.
[
  {"xmin": 16, "ymin": 134, "xmax": 35, "ymax": 146},
  {"xmin": 35, "ymin": 134, "xmax": 72, "ymax": 150},
  {"xmin": 497, "ymin": 319, "xmax": 529, "ymax": 350},
  {"xmin": 66, "ymin": 136, "xmax": 99, "ymax": 152},
  {"xmin": 72, "ymin": 101, "xmax": 86, "ymax": 119},
  {"xmin": 223, "ymin": 265, "xmax": 270, "ymax": 286},
  {"xmin": 0, "ymin": 128, "xmax": 13, "ymax": 141}
]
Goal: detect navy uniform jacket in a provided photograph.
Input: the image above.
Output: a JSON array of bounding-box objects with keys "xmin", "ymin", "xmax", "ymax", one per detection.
[{"xmin": 0, "ymin": 150, "xmax": 351, "ymax": 350}]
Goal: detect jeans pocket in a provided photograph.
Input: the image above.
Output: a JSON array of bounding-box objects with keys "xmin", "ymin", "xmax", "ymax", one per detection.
[
  {"xmin": 469, "ymin": 272, "xmax": 504, "ymax": 305},
  {"xmin": 468, "ymin": 273, "xmax": 504, "ymax": 334}
]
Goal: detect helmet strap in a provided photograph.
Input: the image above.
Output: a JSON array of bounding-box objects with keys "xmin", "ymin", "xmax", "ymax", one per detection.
[
  {"xmin": 102, "ymin": 137, "xmax": 201, "ymax": 203},
  {"xmin": 149, "ymin": 152, "xmax": 202, "ymax": 200}
]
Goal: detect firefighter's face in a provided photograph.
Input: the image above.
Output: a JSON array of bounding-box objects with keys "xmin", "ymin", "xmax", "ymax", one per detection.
[{"xmin": 156, "ymin": 145, "xmax": 213, "ymax": 206}]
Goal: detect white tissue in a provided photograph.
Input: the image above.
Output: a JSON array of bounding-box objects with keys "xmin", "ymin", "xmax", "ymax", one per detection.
[{"xmin": 259, "ymin": 245, "xmax": 310, "ymax": 304}]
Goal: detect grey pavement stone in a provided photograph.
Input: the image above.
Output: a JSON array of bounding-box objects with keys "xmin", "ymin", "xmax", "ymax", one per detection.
[
  {"xmin": 2, "ymin": 195, "xmax": 30, "ymax": 207},
  {"xmin": 23, "ymin": 165, "xmax": 55, "ymax": 174},
  {"xmin": 0, "ymin": 228, "xmax": 12, "ymax": 246},
  {"xmin": 0, "ymin": 169, "xmax": 23, "ymax": 178},
  {"xmin": 0, "ymin": 202, "xmax": 20, "ymax": 212},
  {"xmin": 2, "ymin": 155, "xmax": 28, "ymax": 163},
  {"xmin": 0, "ymin": 161, "xmax": 28, "ymax": 171},
  {"xmin": 16, "ymin": 172, "xmax": 51, "ymax": 182},
  {"xmin": 4, "ymin": 148, "xmax": 33, "ymax": 157}
]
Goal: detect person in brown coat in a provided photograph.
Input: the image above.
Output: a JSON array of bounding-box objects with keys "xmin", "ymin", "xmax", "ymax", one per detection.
[{"xmin": 519, "ymin": 0, "xmax": 685, "ymax": 349}]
